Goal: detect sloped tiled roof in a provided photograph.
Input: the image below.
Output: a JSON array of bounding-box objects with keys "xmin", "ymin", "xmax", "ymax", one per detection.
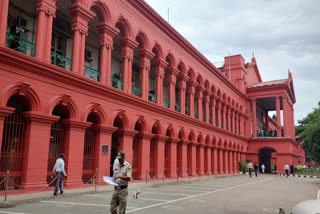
[{"xmin": 247, "ymin": 79, "xmax": 287, "ymax": 88}]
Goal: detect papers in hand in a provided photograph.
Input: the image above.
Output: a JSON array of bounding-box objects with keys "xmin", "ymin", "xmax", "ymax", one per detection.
[{"xmin": 103, "ymin": 176, "xmax": 119, "ymax": 186}]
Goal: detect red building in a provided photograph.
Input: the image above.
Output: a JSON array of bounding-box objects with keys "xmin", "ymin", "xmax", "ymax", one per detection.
[{"xmin": 0, "ymin": 0, "xmax": 305, "ymax": 191}]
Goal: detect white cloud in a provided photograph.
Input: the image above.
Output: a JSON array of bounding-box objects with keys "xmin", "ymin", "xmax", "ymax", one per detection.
[{"xmin": 145, "ymin": 0, "xmax": 320, "ymax": 124}]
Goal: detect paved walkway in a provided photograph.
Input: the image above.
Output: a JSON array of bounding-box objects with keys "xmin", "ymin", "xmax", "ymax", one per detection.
[{"xmin": 0, "ymin": 174, "xmax": 319, "ymax": 213}]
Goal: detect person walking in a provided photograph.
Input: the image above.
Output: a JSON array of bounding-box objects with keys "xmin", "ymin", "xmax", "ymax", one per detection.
[
  {"xmin": 247, "ymin": 161, "xmax": 253, "ymax": 178},
  {"xmin": 110, "ymin": 151, "xmax": 132, "ymax": 214},
  {"xmin": 261, "ymin": 164, "xmax": 265, "ymax": 174},
  {"xmin": 52, "ymin": 154, "xmax": 67, "ymax": 196},
  {"xmin": 284, "ymin": 163, "xmax": 290, "ymax": 177},
  {"xmin": 254, "ymin": 163, "xmax": 259, "ymax": 177}
]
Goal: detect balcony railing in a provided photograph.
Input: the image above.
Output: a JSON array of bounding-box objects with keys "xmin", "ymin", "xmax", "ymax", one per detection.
[
  {"xmin": 110, "ymin": 75, "xmax": 123, "ymax": 90},
  {"xmin": 194, "ymin": 111, "xmax": 199, "ymax": 119},
  {"xmin": 132, "ymin": 85, "xmax": 141, "ymax": 96},
  {"xmin": 257, "ymin": 130, "xmax": 277, "ymax": 137},
  {"xmin": 163, "ymin": 98, "xmax": 169, "ymax": 107},
  {"xmin": 148, "ymin": 91, "xmax": 156, "ymax": 102},
  {"xmin": 51, "ymin": 52, "xmax": 72, "ymax": 71},
  {"xmin": 185, "ymin": 106, "xmax": 190, "ymax": 115},
  {"xmin": 6, "ymin": 32, "xmax": 35, "ymax": 57},
  {"xmin": 84, "ymin": 66, "xmax": 100, "ymax": 81},
  {"xmin": 175, "ymin": 103, "xmax": 180, "ymax": 112}
]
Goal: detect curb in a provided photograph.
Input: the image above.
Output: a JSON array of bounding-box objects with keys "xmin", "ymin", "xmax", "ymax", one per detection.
[{"xmin": 279, "ymin": 174, "xmax": 320, "ymax": 178}]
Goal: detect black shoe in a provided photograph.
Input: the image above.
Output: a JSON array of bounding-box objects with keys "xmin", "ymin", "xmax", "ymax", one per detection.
[
  {"xmin": 60, "ymin": 190, "xmax": 64, "ymax": 195},
  {"xmin": 53, "ymin": 192, "xmax": 57, "ymax": 196}
]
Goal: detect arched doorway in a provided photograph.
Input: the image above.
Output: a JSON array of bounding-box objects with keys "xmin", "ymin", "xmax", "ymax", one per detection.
[
  {"xmin": 48, "ymin": 104, "xmax": 70, "ymax": 184},
  {"xmin": 132, "ymin": 121, "xmax": 143, "ymax": 180},
  {"xmin": 82, "ymin": 112, "xmax": 100, "ymax": 184},
  {"xmin": 1, "ymin": 95, "xmax": 30, "ymax": 190},
  {"xmin": 150, "ymin": 123, "xmax": 160, "ymax": 179},
  {"xmin": 110, "ymin": 116, "xmax": 124, "ymax": 177},
  {"xmin": 259, "ymin": 147, "xmax": 277, "ymax": 173}
]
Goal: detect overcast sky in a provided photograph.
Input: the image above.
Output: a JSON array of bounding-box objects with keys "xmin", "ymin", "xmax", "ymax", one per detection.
[{"xmin": 145, "ymin": 0, "xmax": 320, "ymax": 124}]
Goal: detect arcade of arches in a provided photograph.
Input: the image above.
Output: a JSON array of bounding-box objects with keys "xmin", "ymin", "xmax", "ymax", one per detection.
[{"xmin": 0, "ymin": 0, "xmax": 305, "ymax": 191}]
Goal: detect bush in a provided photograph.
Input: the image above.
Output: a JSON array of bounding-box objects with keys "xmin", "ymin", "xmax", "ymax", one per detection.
[
  {"xmin": 295, "ymin": 165, "xmax": 302, "ymax": 173},
  {"xmin": 239, "ymin": 161, "xmax": 248, "ymax": 173}
]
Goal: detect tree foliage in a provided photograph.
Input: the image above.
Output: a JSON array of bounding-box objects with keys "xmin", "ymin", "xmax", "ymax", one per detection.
[{"xmin": 296, "ymin": 102, "xmax": 320, "ymax": 162}]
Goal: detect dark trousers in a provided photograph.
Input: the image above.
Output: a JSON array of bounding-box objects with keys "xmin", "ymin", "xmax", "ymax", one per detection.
[
  {"xmin": 249, "ymin": 168, "xmax": 252, "ymax": 178},
  {"xmin": 285, "ymin": 169, "xmax": 289, "ymax": 177},
  {"xmin": 255, "ymin": 170, "xmax": 258, "ymax": 177},
  {"xmin": 54, "ymin": 172, "xmax": 64, "ymax": 193}
]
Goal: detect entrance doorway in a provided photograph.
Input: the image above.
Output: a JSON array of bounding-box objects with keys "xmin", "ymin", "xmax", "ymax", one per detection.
[{"xmin": 259, "ymin": 147, "xmax": 276, "ymax": 173}]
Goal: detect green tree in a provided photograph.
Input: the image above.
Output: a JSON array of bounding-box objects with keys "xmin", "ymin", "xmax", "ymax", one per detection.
[{"xmin": 296, "ymin": 102, "xmax": 320, "ymax": 162}]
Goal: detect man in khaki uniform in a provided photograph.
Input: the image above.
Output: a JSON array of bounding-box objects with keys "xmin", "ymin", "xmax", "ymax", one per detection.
[{"xmin": 110, "ymin": 151, "xmax": 132, "ymax": 214}]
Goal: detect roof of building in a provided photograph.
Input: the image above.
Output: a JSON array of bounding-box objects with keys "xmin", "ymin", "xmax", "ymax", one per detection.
[{"xmin": 247, "ymin": 79, "xmax": 287, "ymax": 88}]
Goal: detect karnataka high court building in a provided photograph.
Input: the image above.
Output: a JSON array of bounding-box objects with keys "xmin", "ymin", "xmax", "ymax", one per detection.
[{"xmin": 0, "ymin": 0, "xmax": 305, "ymax": 191}]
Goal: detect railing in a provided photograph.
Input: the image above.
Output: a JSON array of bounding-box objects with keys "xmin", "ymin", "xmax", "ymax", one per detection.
[
  {"xmin": 51, "ymin": 52, "xmax": 72, "ymax": 71},
  {"xmin": 132, "ymin": 85, "xmax": 142, "ymax": 96},
  {"xmin": 175, "ymin": 103, "xmax": 180, "ymax": 112},
  {"xmin": 84, "ymin": 66, "xmax": 100, "ymax": 81},
  {"xmin": 6, "ymin": 32, "xmax": 35, "ymax": 57},
  {"xmin": 110, "ymin": 75, "xmax": 123, "ymax": 90},
  {"xmin": 185, "ymin": 106, "xmax": 190, "ymax": 115},
  {"xmin": 148, "ymin": 92, "xmax": 156, "ymax": 102},
  {"xmin": 194, "ymin": 111, "xmax": 199, "ymax": 119},
  {"xmin": 257, "ymin": 130, "xmax": 277, "ymax": 137},
  {"xmin": 163, "ymin": 98, "xmax": 169, "ymax": 107}
]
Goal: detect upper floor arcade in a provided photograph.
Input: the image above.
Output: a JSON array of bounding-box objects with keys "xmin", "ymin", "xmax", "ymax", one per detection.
[
  {"xmin": 247, "ymin": 72, "xmax": 296, "ymax": 140},
  {"xmin": 0, "ymin": 0, "xmax": 251, "ymax": 137}
]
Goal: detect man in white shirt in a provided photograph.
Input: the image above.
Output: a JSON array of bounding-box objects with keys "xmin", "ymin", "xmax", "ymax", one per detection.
[
  {"xmin": 52, "ymin": 154, "xmax": 67, "ymax": 196},
  {"xmin": 284, "ymin": 163, "xmax": 290, "ymax": 178}
]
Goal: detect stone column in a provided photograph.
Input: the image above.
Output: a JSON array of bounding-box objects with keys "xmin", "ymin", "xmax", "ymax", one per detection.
[
  {"xmin": 213, "ymin": 147, "xmax": 218, "ymax": 175},
  {"xmin": 97, "ymin": 23, "xmax": 119, "ymax": 85},
  {"xmin": 187, "ymin": 81, "xmax": 198, "ymax": 118},
  {"xmin": 282, "ymin": 96, "xmax": 289, "ymax": 137},
  {"xmin": 93, "ymin": 125, "xmax": 116, "ymax": 182},
  {"xmin": 119, "ymin": 37, "xmax": 138, "ymax": 93},
  {"xmin": 20, "ymin": 112, "xmax": 58, "ymax": 189},
  {"xmin": 195, "ymin": 88, "xmax": 203, "ymax": 120},
  {"xmin": 167, "ymin": 67, "xmax": 179, "ymax": 110},
  {"xmin": 204, "ymin": 93, "xmax": 210, "ymax": 123},
  {"xmin": 62, "ymin": 119, "xmax": 92, "ymax": 187},
  {"xmin": 216, "ymin": 101, "xmax": 221, "ymax": 127},
  {"xmin": 233, "ymin": 151, "xmax": 237, "ymax": 173},
  {"xmin": 191, "ymin": 142, "xmax": 197, "ymax": 176},
  {"xmin": 166, "ymin": 138, "xmax": 178, "ymax": 178},
  {"xmin": 275, "ymin": 96, "xmax": 281, "ymax": 137},
  {"xmin": 219, "ymin": 149, "xmax": 224, "ymax": 174},
  {"xmin": 181, "ymin": 140, "xmax": 188, "ymax": 177},
  {"xmin": 252, "ymin": 99, "xmax": 257, "ymax": 137},
  {"xmin": 199, "ymin": 144, "xmax": 205, "ymax": 175},
  {"xmin": 137, "ymin": 133, "xmax": 153, "ymax": 180},
  {"xmin": 154, "ymin": 136, "xmax": 167, "ymax": 179},
  {"xmin": 0, "ymin": 0, "xmax": 9, "ymax": 46},
  {"xmin": 139, "ymin": 50, "xmax": 154, "ymax": 100},
  {"xmin": 70, "ymin": 3, "xmax": 95, "ymax": 75},
  {"xmin": 224, "ymin": 149, "xmax": 229, "ymax": 174},
  {"xmin": 221, "ymin": 104, "xmax": 226, "ymax": 129},
  {"xmin": 206, "ymin": 145, "xmax": 212, "ymax": 175},
  {"xmin": 210, "ymin": 97, "xmax": 216, "ymax": 125},
  {"xmin": 154, "ymin": 60, "xmax": 167, "ymax": 105},
  {"xmin": 229, "ymin": 150, "xmax": 233, "ymax": 173},
  {"xmin": 177, "ymin": 75, "xmax": 189, "ymax": 114},
  {"xmin": 35, "ymin": 0, "xmax": 56, "ymax": 60},
  {"xmin": 117, "ymin": 129, "xmax": 137, "ymax": 166}
]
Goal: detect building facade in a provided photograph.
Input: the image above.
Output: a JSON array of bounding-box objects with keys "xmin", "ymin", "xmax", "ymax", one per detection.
[{"xmin": 0, "ymin": 0, "xmax": 305, "ymax": 191}]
